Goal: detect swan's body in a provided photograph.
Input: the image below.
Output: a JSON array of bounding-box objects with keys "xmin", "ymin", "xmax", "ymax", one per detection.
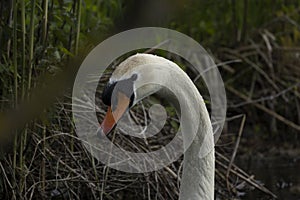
[{"xmin": 100, "ymin": 53, "xmax": 215, "ymax": 199}]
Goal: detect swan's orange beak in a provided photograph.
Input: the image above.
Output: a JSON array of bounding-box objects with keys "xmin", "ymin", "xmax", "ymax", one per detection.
[{"xmin": 100, "ymin": 92, "xmax": 130, "ymax": 135}]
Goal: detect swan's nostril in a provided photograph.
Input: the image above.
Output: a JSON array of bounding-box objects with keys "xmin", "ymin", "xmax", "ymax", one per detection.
[{"xmin": 96, "ymin": 127, "xmax": 106, "ymax": 138}]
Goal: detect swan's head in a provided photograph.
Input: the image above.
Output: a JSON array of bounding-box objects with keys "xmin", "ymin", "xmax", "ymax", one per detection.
[{"xmin": 99, "ymin": 54, "xmax": 164, "ymax": 135}]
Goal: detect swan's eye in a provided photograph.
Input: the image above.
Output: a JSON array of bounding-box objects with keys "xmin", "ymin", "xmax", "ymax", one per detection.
[{"xmin": 130, "ymin": 73, "xmax": 138, "ymax": 81}]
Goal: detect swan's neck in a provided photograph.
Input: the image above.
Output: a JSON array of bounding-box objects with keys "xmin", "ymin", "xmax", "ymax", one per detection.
[
  {"xmin": 161, "ymin": 69, "xmax": 215, "ymax": 200},
  {"xmin": 131, "ymin": 58, "xmax": 215, "ymax": 200}
]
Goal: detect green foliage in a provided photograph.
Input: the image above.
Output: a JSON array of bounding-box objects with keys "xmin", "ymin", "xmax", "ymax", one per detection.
[{"xmin": 170, "ymin": 0, "xmax": 300, "ymax": 46}]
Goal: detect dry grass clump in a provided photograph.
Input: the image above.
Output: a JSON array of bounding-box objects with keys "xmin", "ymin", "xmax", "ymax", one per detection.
[{"xmin": 0, "ymin": 63, "xmax": 278, "ymax": 200}]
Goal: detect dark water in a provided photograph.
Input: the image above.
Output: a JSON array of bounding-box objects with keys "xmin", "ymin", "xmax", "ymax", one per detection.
[{"xmin": 236, "ymin": 155, "xmax": 300, "ymax": 200}]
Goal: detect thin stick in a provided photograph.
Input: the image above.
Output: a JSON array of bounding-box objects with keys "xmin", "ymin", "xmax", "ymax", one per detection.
[
  {"xmin": 216, "ymin": 159, "xmax": 277, "ymax": 198},
  {"xmin": 227, "ymin": 86, "xmax": 300, "ymax": 132},
  {"xmin": 223, "ymin": 48, "xmax": 280, "ymax": 92},
  {"xmin": 226, "ymin": 114, "xmax": 246, "ymax": 191},
  {"xmin": 42, "ymin": 124, "xmax": 46, "ymax": 196}
]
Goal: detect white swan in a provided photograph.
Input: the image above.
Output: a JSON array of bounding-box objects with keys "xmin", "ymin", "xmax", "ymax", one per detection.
[{"xmin": 100, "ymin": 53, "xmax": 215, "ymax": 200}]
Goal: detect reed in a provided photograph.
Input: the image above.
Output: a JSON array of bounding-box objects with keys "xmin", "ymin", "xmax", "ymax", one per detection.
[
  {"xmin": 12, "ymin": 0, "xmax": 18, "ymax": 198},
  {"xmin": 42, "ymin": 0, "xmax": 48, "ymax": 47},
  {"xmin": 28, "ymin": 0, "xmax": 36, "ymax": 93},
  {"xmin": 75, "ymin": 0, "xmax": 82, "ymax": 55},
  {"xmin": 18, "ymin": 0, "xmax": 27, "ymax": 194}
]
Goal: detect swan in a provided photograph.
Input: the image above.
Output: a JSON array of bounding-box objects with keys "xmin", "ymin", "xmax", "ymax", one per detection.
[{"xmin": 99, "ymin": 53, "xmax": 215, "ymax": 200}]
